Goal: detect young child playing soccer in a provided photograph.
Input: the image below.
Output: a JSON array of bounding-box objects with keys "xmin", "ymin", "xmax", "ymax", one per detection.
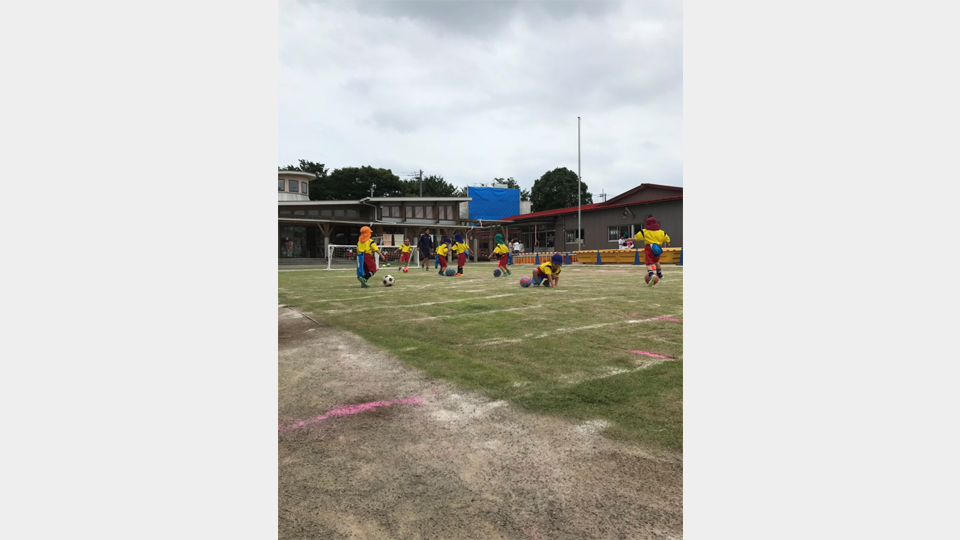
[
  {"xmin": 355, "ymin": 226, "xmax": 380, "ymax": 288},
  {"xmin": 489, "ymin": 233, "xmax": 512, "ymax": 276},
  {"xmin": 399, "ymin": 238, "xmax": 413, "ymax": 270},
  {"xmin": 532, "ymin": 253, "xmax": 563, "ymax": 288},
  {"xmin": 634, "ymin": 216, "xmax": 671, "ymax": 286},
  {"xmin": 453, "ymin": 233, "xmax": 470, "ymax": 276},
  {"xmin": 435, "ymin": 237, "xmax": 452, "ymax": 276}
]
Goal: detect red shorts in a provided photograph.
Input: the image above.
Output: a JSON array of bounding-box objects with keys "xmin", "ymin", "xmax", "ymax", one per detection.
[
  {"xmin": 644, "ymin": 245, "xmax": 661, "ymax": 265},
  {"xmin": 439, "ymin": 257, "xmax": 448, "ymax": 269},
  {"xmin": 361, "ymin": 253, "xmax": 377, "ymax": 275},
  {"xmin": 499, "ymin": 253, "xmax": 509, "ymax": 266},
  {"xmin": 458, "ymin": 253, "xmax": 466, "ymax": 266},
  {"xmin": 400, "ymin": 253, "xmax": 410, "ymax": 262}
]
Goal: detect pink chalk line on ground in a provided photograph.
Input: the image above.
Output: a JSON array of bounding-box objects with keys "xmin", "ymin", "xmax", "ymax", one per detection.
[
  {"xmin": 279, "ymin": 396, "xmax": 422, "ymax": 431},
  {"xmin": 631, "ymin": 350, "xmax": 675, "ymax": 359},
  {"xmin": 657, "ymin": 316, "xmax": 682, "ymax": 322}
]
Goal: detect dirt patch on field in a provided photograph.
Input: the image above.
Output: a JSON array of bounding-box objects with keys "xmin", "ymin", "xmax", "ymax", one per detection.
[{"xmin": 279, "ymin": 306, "xmax": 683, "ymax": 539}]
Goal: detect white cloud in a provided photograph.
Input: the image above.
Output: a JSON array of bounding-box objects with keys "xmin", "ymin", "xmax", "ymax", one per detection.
[{"xmin": 280, "ymin": 0, "xmax": 682, "ymax": 198}]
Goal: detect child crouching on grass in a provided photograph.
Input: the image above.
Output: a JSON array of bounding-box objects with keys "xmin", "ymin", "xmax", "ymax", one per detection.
[
  {"xmin": 355, "ymin": 226, "xmax": 379, "ymax": 288},
  {"xmin": 489, "ymin": 233, "xmax": 512, "ymax": 276},
  {"xmin": 532, "ymin": 253, "xmax": 563, "ymax": 288}
]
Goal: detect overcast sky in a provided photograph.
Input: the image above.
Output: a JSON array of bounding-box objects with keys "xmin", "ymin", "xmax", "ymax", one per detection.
[{"xmin": 279, "ymin": 0, "xmax": 682, "ymax": 201}]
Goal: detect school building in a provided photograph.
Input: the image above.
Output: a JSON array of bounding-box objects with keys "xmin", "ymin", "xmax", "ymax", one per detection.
[
  {"xmin": 498, "ymin": 184, "xmax": 683, "ymax": 254},
  {"xmin": 278, "ymin": 171, "xmax": 479, "ymax": 263},
  {"xmin": 279, "ymin": 170, "xmax": 682, "ymax": 263}
]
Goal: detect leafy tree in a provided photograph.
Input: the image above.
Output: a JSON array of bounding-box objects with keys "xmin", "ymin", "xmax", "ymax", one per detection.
[
  {"xmin": 324, "ymin": 166, "xmax": 405, "ymax": 200},
  {"xmin": 280, "ymin": 159, "xmax": 329, "ymax": 200},
  {"xmin": 403, "ymin": 174, "xmax": 458, "ymax": 197},
  {"xmin": 530, "ymin": 167, "xmax": 593, "ymax": 212}
]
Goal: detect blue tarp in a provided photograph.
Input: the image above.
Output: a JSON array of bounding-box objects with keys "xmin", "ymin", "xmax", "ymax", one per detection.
[{"xmin": 467, "ymin": 187, "xmax": 520, "ymax": 220}]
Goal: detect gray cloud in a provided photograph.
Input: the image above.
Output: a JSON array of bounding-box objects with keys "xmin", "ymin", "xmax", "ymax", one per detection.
[{"xmin": 280, "ymin": 0, "xmax": 683, "ymax": 198}]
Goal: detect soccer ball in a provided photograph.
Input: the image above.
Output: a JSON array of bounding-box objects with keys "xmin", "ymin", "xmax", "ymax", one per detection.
[
  {"xmin": 645, "ymin": 273, "xmax": 660, "ymax": 286},
  {"xmin": 493, "ymin": 269, "xmax": 501, "ymax": 277},
  {"xmin": 445, "ymin": 268, "xmax": 456, "ymax": 276},
  {"xmin": 402, "ymin": 267, "xmax": 409, "ymax": 273},
  {"xmin": 383, "ymin": 275, "xmax": 395, "ymax": 286},
  {"xmin": 520, "ymin": 276, "xmax": 532, "ymax": 287}
]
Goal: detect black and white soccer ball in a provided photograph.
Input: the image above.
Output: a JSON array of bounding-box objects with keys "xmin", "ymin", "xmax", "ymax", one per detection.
[{"xmin": 382, "ymin": 275, "xmax": 395, "ymax": 286}]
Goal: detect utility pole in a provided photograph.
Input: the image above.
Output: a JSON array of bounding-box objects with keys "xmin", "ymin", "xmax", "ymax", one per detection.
[
  {"xmin": 578, "ymin": 116, "xmax": 582, "ymax": 249},
  {"xmin": 407, "ymin": 169, "xmax": 424, "ymax": 197}
]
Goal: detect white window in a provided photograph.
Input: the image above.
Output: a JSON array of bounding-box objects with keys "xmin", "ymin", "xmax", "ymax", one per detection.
[
  {"xmin": 608, "ymin": 226, "xmax": 623, "ymax": 242},
  {"xmin": 566, "ymin": 229, "xmax": 585, "ymax": 244},
  {"xmin": 301, "ymin": 182, "xmax": 308, "ymax": 194},
  {"xmin": 289, "ymin": 180, "xmax": 299, "ymax": 193}
]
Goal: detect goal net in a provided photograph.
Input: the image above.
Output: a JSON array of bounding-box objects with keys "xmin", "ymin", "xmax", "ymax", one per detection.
[{"xmin": 326, "ymin": 243, "xmax": 420, "ymax": 270}]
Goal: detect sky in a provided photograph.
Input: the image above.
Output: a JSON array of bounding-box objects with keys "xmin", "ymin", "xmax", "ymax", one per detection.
[{"xmin": 279, "ymin": 0, "xmax": 682, "ymax": 201}]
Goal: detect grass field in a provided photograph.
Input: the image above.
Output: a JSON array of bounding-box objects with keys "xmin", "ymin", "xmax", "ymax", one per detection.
[{"xmin": 278, "ymin": 260, "xmax": 683, "ymax": 451}]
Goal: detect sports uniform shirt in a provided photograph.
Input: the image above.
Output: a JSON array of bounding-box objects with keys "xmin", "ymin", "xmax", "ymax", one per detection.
[
  {"xmin": 436, "ymin": 243, "xmax": 450, "ymax": 257},
  {"xmin": 453, "ymin": 242, "xmax": 470, "ymax": 255},
  {"xmin": 634, "ymin": 230, "xmax": 670, "ymax": 246},
  {"xmin": 492, "ymin": 244, "xmax": 509, "ymax": 256},
  {"xmin": 400, "ymin": 244, "xmax": 412, "ymax": 253},
  {"xmin": 537, "ymin": 262, "xmax": 561, "ymax": 275},
  {"xmin": 356, "ymin": 239, "xmax": 380, "ymax": 254}
]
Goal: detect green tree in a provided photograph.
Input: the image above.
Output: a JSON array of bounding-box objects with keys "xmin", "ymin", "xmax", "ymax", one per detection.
[
  {"xmin": 403, "ymin": 174, "xmax": 458, "ymax": 197},
  {"xmin": 280, "ymin": 159, "xmax": 329, "ymax": 201},
  {"xmin": 530, "ymin": 167, "xmax": 593, "ymax": 212},
  {"xmin": 324, "ymin": 166, "xmax": 405, "ymax": 200}
]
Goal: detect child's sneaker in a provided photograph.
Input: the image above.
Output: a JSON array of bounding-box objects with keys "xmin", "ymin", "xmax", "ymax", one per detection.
[
  {"xmin": 359, "ymin": 276, "xmax": 369, "ymax": 288},
  {"xmin": 646, "ymin": 272, "xmax": 656, "ymax": 287},
  {"xmin": 543, "ymin": 280, "xmax": 551, "ymax": 287},
  {"xmin": 656, "ymin": 270, "xmax": 663, "ymax": 280}
]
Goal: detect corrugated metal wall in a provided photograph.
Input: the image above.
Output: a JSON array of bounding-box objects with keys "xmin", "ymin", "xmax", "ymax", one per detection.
[{"xmin": 551, "ymin": 199, "xmax": 682, "ymax": 252}]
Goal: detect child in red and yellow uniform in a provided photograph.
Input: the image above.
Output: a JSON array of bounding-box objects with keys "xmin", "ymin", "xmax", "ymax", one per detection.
[
  {"xmin": 453, "ymin": 233, "xmax": 470, "ymax": 275},
  {"xmin": 634, "ymin": 216, "xmax": 671, "ymax": 286},
  {"xmin": 399, "ymin": 238, "xmax": 413, "ymax": 269},
  {"xmin": 489, "ymin": 233, "xmax": 512, "ymax": 276},
  {"xmin": 435, "ymin": 238, "xmax": 451, "ymax": 276},
  {"xmin": 532, "ymin": 253, "xmax": 563, "ymax": 288},
  {"xmin": 355, "ymin": 226, "xmax": 380, "ymax": 288}
]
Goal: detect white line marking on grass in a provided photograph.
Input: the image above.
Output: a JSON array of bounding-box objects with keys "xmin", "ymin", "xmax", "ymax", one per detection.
[
  {"xmin": 406, "ymin": 304, "xmax": 543, "ymax": 322},
  {"xmin": 574, "ymin": 419, "xmax": 610, "ymax": 434},
  {"xmin": 323, "ymin": 294, "xmax": 518, "ymax": 314},
  {"xmin": 472, "ymin": 317, "xmax": 660, "ymax": 347}
]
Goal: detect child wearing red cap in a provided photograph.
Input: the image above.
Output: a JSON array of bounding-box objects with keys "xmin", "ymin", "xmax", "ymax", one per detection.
[
  {"xmin": 634, "ymin": 216, "xmax": 671, "ymax": 286},
  {"xmin": 532, "ymin": 253, "xmax": 563, "ymax": 288},
  {"xmin": 399, "ymin": 238, "xmax": 413, "ymax": 270}
]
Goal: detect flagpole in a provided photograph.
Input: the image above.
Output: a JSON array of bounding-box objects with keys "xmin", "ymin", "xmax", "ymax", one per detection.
[{"xmin": 578, "ymin": 116, "xmax": 581, "ymax": 250}]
